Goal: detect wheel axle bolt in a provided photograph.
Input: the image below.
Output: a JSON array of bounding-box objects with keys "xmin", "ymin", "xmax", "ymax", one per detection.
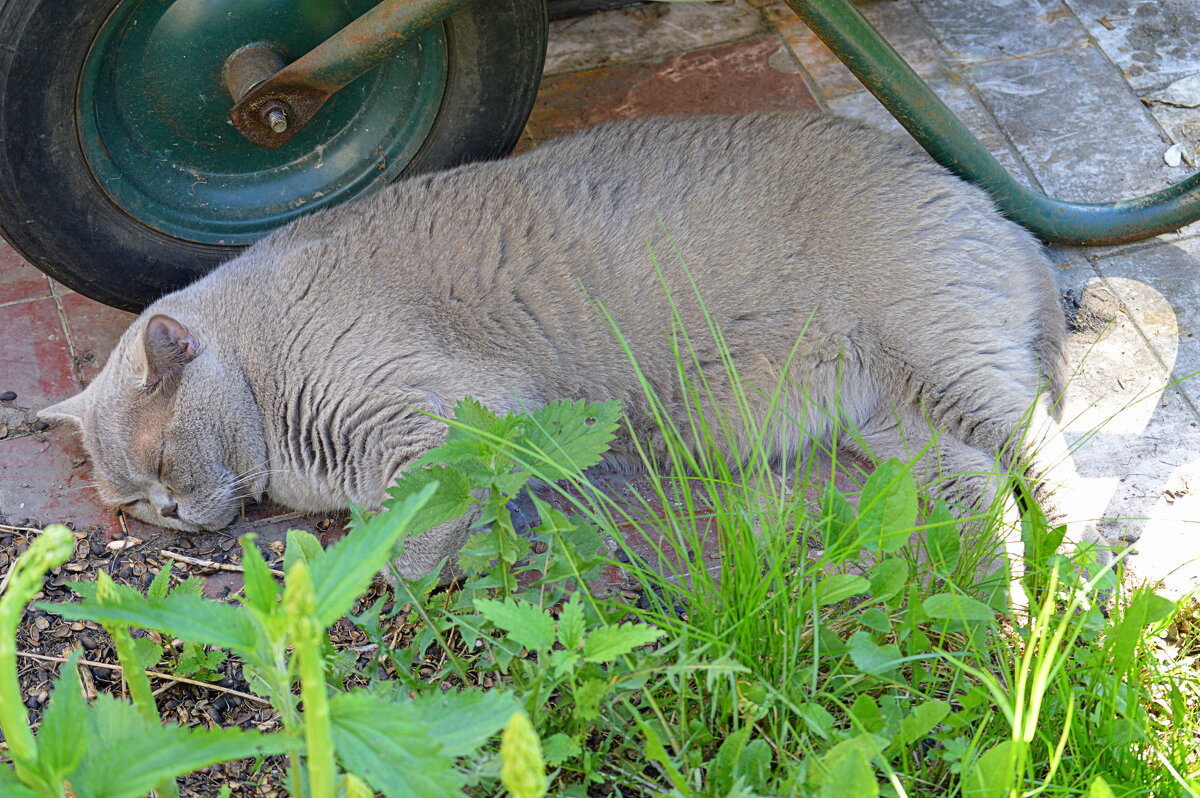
[{"xmin": 266, "ymin": 107, "xmax": 288, "ymax": 134}]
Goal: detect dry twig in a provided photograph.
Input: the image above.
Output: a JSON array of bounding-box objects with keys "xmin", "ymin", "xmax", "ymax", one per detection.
[
  {"xmin": 17, "ymin": 650, "xmax": 271, "ymax": 706},
  {"xmin": 160, "ymin": 550, "xmax": 283, "ymax": 579}
]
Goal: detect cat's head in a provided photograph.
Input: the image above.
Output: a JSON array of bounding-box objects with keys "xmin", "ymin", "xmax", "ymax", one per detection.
[{"xmin": 40, "ymin": 313, "xmax": 268, "ymax": 532}]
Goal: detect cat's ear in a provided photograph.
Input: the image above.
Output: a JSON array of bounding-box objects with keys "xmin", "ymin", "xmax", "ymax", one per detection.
[
  {"xmin": 39, "ymin": 389, "xmax": 92, "ymax": 427},
  {"xmin": 142, "ymin": 314, "xmax": 200, "ymax": 387}
]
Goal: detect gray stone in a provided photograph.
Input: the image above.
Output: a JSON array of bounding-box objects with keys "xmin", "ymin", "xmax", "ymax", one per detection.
[
  {"xmin": 773, "ymin": 0, "xmax": 949, "ymax": 99},
  {"xmin": 1092, "ymin": 237, "xmax": 1200, "ymax": 413},
  {"xmin": 1063, "ymin": 0, "xmax": 1200, "ymax": 94},
  {"xmin": 911, "ymin": 0, "xmax": 1088, "ymax": 63},
  {"xmin": 828, "ymin": 81, "xmax": 1036, "ymax": 188},
  {"xmin": 544, "ymin": 2, "xmax": 766, "ymax": 76},
  {"xmin": 969, "ymin": 46, "xmax": 1174, "ymax": 202}
]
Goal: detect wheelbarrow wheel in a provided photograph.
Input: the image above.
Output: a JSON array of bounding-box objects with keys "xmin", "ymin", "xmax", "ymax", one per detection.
[{"xmin": 0, "ymin": 0, "xmax": 547, "ymax": 311}]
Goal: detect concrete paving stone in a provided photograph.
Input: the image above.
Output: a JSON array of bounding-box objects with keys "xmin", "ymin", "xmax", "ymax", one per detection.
[
  {"xmin": 543, "ymin": 1, "xmax": 766, "ymax": 76},
  {"xmin": 1145, "ymin": 101, "xmax": 1200, "ymax": 169},
  {"xmin": 765, "ymin": 0, "xmax": 949, "ymax": 100},
  {"xmin": 58, "ymin": 292, "xmax": 135, "ymax": 387},
  {"xmin": 1063, "ymin": 0, "xmax": 1200, "ymax": 94},
  {"xmin": 0, "ymin": 243, "xmax": 50, "ymax": 306},
  {"xmin": 969, "ymin": 45, "xmax": 1174, "ymax": 203},
  {"xmin": 0, "ymin": 297, "xmax": 75, "ymax": 413},
  {"xmin": 521, "ymin": 35, "xmax": 819, "ymax": 149},
  {"xmin": 1091, "ymin": 237, "xmax": 1200, "ymax": 413},
  {"xmin": 827, "ymin": 81, "xmax": 1036, "ymax": 188},
  {"xmin": 911, "ymin": 0, "xmax": 1089, "ymax": 64},
  {"xmin": 1053, "ymin": 276, "xmax": 1200, "ymax": 597}
]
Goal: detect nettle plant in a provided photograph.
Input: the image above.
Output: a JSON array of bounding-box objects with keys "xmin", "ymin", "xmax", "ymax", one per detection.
[{"xmin": 0, "ymin": 397, "xmax": 669, "ymax": 798}]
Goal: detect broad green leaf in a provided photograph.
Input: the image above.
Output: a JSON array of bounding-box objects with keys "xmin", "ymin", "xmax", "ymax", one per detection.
[
  {"xmin": 859, "ymin": 458, "xmax": 912, "ymax": 552},
  {"xmin": 898, "ymin": 699, "xmax": 950, "ymax": 745},
  {"xmin": 384, "ymin": 465, "xmax": 474, "ymax": 536},
  {"xmin": 800, "ymin": 703, "xmax": 836, "ymax": 739},
  {"xmin": 850, "ymin": 694, "xmax": 885, "ymax": 734},
  {"xmin": 857, "ymin": 458, "xmax": 918, "ymax": 553},
  {"xmin": 821, "ymin": 480, "xmax": 859, "ymax": 558},
  {"xmin": 847, "ymin": 631, "xmax": 901, "ymax": 679},
  {"xmin": 556, "ymin": 594, "xmax": 586, "ymax": 650},
  {"xmin": 963, "ymin": 740, "xmax": 1014, "ymax": 798},
  {"xmin": 238, "ymin": 534, "xmax": 278, "ymax": 617},
  {"xmin": 284, "ymin": 529, "xmax": 324, "ymax": 576},
  {"xmin": 859, "ymin": 608, "xmax": 891, "ymax": 634},
  {"xmin": 404, "ymin": 689, "xmax": 517, "ymax": 758},
  {"xmin": 924, "ymin": 502, "xmax": 960, "ymax": 571},
  {"xmin": 35, "ymin": 652, "xmax": 88, "ymax": 786},
  {"xmin": 500, "ymin": 711, "xmax": 547, "ymax": 798},
  {"xmin": 309, "ymin": 482, "xmax": 436, "ymax": 625},
  {"xmin": 573, "ymin": 678, "xmax": 608, "ymax": 722},
  {"xmin": 43, "ymin": 592, "xmax": 259, "ymax": 657},
  {"xmin": 1108, "ymin": 589, "xmax": 1176, "ymax": 678},
  {"xmin": 710, "ymin": 725, "xmax": 752, "ymax": 795},
  {"xmin": 868, "ymin": 557, "xmax": 909, "ymax": 606},
  {"xmin": 518, "ymin": 399, "xmax": 621, "ymax": 482},
  {"xmin": 817, "ymin": 573, "xmax": 869, "ymax": 606},
  {"xmin": 820, "ymin": 748, "xmax": 878, "ymax": 798},
  {"xmin": 739, "ymin": 738, "xmax": 772, "ymax": 791},
  {"xmin": 581, "ymin": 623, "xmax": 664, "ymax": 663},
  {"xmin": 0, "ymin": 766, "xmax": 39, "ymax": 798},
  {"xmin": 474, "ymin": 596, "xmax": 556, "ymax": 652},
  {"xmin": 329, "ymin": 691, "xmax": 461, "ymax": 798},
  {"xmin": 922, "ymin": 593, "xmax": 996, "ymax": 624},
  {"xmin": 1089, "ymin": 775, "xmax": 1117, "ymax": 798},
  {"xmin": 70, "ymin": 695, "xmax": 290, "ymax": 798},
  {"xmin": 542, "ymin": 733, "xmax": 581, "ymax": 767}
]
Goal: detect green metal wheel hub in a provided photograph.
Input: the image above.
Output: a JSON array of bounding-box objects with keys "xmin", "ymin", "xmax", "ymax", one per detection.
[{"xmin": 79, "ymin": 0, "xmax": 447, "ymax": 245}]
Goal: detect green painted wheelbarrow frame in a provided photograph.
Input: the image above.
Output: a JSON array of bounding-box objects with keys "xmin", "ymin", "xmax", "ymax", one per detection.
[{"xmin": 233, "ymin": 0, "xmax": 1200, "ymax": 246}]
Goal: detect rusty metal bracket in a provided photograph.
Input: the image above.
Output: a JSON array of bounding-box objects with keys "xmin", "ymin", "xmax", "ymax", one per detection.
[
  {"xmin": 228, "ymin": 0, "xmax": 469, "ymax": 148},
  {"xmin": 786, "ymin": 0, "xmax": 1200, "ymax": 246}
]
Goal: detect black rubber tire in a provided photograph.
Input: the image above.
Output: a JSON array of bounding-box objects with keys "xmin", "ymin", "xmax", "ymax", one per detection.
[{"xmin": 0, "ymin": 0, "xmax": 547, "ymax": 311}]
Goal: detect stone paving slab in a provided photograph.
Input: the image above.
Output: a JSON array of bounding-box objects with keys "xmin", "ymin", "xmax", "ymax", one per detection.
[
  {"xmin": 968, "ymin": 44, "xmax": 1175, "ymax": 202},
  {"xmin": 544, "ymin": 1, "xmax": 767, "ymax": 76},
  {"xmin": 1064, "ymin": 0, "xmax": 1200, "ymax": 94},
  {"xmin": 911, "ymin": 0, "xmax": 1089, "ymax": 64}
]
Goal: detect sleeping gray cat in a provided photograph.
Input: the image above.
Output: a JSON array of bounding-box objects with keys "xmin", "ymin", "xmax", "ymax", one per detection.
[{"xmin": 41, "ymin": 112, "xmax": 1090, "ymax": 577}]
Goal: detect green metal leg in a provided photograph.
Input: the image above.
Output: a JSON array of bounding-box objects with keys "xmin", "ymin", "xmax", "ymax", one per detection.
[{"xmin": 786, "ymin": 0, "xmax": 1200, "ymax": 246}]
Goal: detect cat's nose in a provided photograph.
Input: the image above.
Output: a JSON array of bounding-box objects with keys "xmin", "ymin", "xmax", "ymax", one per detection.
[{"xmin": 159, "ymin": 502, "xmax": 179, "ymax": 519}]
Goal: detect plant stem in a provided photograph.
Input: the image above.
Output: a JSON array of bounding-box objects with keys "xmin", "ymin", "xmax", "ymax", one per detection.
[
  {"xmin": 285, "ymin": 561, "xmax": 336, "ymax": 798},
  {"xmin": 0, "ymin": 526, "xmax": 73, "ymax": 777}
]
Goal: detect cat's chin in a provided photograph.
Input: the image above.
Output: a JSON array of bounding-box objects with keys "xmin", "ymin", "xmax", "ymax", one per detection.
[{"xmin": 121, "ymin": 505, "xmax": 239, "ymax": 534}]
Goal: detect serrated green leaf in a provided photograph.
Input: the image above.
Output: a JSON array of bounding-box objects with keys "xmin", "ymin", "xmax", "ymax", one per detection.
[
  {"xmin": 408, "ymin": 689, "xmax": 518, "ymax": 757},
  {"xmin": 35, "ymin": 651, "xmax": 88, "ymax": 786},
  {"xmin": 817, "ymin": 573, "xmax": 869, "ymax": 606},
  {"xmin": 711, "ymin": 725, "xmax": 752, "ymax": 795},
  {"xmin": 69, "ymin": 695, "xmax": 290, "ymax": 798},
  {"xmin": 309, "ymin": 482, "xmax": 436, "ymax": 626},
  {"xmin": 328, "ymin": 691, "xmax": 461, "ymax": 798},
  {"xmin": 42, "ymin": 592, "xmax": 259, "ymax": 657},
  {"xmin": 239, "ymin": 534, "xmax": 278, "ymax": 617},
  {"xmin": 858, "ymin": 458, "xmax": 918, "ymax": 553},
  {"xmin": 556, "ymin": 594, "xmax": 586, "ymax": 650},
  {"xmin": 474, "ymin": 596, "xmax": 556, "ymax": 652},
  {"xmin": 581, "ymin": 623, "xmax": 664, "ymax": 663},
  {"xmin": 147, "ymin": 562, "xmax": 173, "ymax": 600},
  {"xmin": 573, "ymin": 678, "xmax": 608, "ymax": 722},
  {"xmin": 518, "ymin": 399, "xmax": 622, "ymax": 482},
  {"xmin": 129, "ymin": 637, "xmax": 163, "ymax": 672},
  {"xmin": 384, "ymin": 465, "xmax": 474, "ymax": 536},
  {"xmin": 542, "ymin": 733, "xmax": 581, "ymax": 767},
  {"xmin": 739, "ymin": 739, "xmax": 772, "ymax": 791},
  {"xmin": 922, "ymin": 593, "xmax": 996, "ymax": 623}
]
